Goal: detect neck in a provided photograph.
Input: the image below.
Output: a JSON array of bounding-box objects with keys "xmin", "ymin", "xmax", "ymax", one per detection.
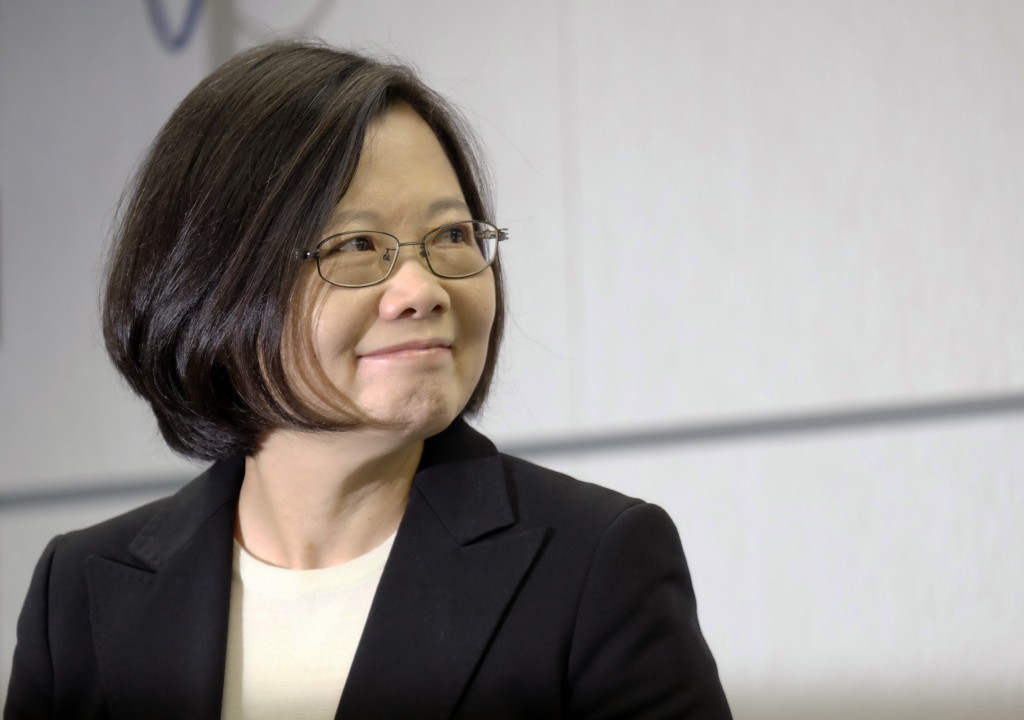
[{"xmin": 237, "ymin": 428, "xmax": 422, "ymax": 570}]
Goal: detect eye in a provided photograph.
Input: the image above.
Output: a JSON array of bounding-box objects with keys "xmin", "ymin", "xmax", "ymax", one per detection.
[
  {"xmin": 333, "ymin": 234, "xmax": 377, "ymax": 253},
  {"xmin": 434, "ymin": 225, "xmax": 469, "ymax": 245}
]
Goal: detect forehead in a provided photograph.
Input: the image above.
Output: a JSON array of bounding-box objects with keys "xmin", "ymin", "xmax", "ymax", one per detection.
[{"xmin": 329, "ymin": 104, "xmax": 467, "ymax": 228}]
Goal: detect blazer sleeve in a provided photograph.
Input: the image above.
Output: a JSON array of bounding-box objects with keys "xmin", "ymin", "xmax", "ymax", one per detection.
[
  {"xmin": 5, "ymin": 536, "xmax": 60, "ymax": 720},
  {"xmin": 566, "ymin": 503, "xmax": 732, "ymax": 719}
]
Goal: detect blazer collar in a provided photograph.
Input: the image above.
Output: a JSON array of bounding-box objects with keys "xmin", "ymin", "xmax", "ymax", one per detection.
[
  {"xmin": 414, "ymin": 416, "xmax": 516, "ymax": 543},
  {"xmin": 129, "ymin": 456, "xmax": 245, "ymax": 569}
]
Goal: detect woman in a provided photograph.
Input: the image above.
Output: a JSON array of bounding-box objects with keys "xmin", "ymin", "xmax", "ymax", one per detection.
[{"xmin": 6, "ymin": 41, "xmax": 731, "ymax": 719}]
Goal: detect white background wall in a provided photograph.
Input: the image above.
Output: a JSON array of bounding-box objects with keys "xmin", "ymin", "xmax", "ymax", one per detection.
[{"xmin": 1, "ymin": 1, "xmax": 1022, "ymax": 716}]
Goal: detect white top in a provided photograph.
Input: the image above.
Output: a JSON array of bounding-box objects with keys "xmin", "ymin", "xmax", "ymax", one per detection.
[{"xmin": 220, "ymin": 534, "xmax": 396, "ymax": 720}]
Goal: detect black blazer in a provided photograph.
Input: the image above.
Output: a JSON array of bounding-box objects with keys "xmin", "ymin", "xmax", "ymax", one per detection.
[{"xmin": 6, "ymin": 419, "xmax": 731, "ymax": 719}]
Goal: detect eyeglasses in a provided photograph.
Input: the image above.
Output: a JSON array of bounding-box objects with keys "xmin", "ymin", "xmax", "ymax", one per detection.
[{"xmin": 299, "ymin": 220, "xmax": 508, "ymax": 288}]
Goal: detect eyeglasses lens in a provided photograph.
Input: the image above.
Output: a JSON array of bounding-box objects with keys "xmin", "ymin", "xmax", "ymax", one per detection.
[
  {"xmin": 317, "ymin": 232, "xmax": 396, "ymax": 287},
  {"xmin": 424, "ymin": 222, "xmax": 497, "ymax": 278}
]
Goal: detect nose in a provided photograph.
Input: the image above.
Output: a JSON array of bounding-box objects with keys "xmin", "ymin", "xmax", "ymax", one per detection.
[{"xmin": 377, "ymin": 249, "xmax": 451, "ymax": 320}]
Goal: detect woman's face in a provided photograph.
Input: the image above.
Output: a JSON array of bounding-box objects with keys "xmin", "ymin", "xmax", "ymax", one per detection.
[{"xmin": 307, "ymin": 104, "xmax": 496, "ymax": 438}]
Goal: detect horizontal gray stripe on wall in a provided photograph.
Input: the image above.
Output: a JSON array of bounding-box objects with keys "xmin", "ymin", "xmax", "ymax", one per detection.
[
  {"xmin": 2, "ymin": 392, "xmax": 1023, "ymax": 508},
  {"xmin": 0, "ymin": 479, "xmax": 187, "ymax": 509},
  {"xmin": 503, "ymin": 392, "xmax": 1024, "ymax": 458}
]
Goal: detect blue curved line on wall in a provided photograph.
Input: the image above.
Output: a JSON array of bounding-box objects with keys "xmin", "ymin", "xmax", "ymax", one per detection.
[{"xmin": 146, "ymin": 0, "xmax": 205, "ymax": 52}]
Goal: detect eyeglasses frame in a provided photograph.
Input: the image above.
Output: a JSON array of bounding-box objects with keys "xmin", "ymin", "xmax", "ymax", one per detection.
[{"xmin": 298, "ymin": 220, "xmax": 508, "ymax": 289}]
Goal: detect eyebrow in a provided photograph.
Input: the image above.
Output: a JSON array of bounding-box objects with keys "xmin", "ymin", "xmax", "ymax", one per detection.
[
  {"xmin": 426, "ymin": 197, "xmax": 471, "ymax": 217},
  {"xmin": 329, "ymin": 208, "xmax": 381, "ymax": 226},
  {"xmin": 328, "ymin": 197, "xmax": 471, "ymax": 228}
]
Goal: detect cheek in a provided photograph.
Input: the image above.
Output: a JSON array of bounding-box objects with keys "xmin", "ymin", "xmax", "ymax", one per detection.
[
  {"xmin": 314, "ymin": 290, "xmax": 373, "ymax": 361},
  {"xmin": 460, "ymin": 275, "xmax": 497, "ymax": 400},
  {"xmin": 463, "ymin": 273, "xmax": 497, "ymax": 346}
]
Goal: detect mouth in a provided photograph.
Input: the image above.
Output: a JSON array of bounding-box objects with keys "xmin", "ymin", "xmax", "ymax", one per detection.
[{"xmin": 358, "ymin": 339, "xmax": 453, "ymax": 360}]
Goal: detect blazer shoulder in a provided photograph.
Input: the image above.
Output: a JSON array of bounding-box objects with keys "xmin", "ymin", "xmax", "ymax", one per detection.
[
  {"xmin": 44, "ymin": 494, "xmax": 172, "ymax": 575},
  {"xmin": 50, "ymin": 456, "xmax": 243, "ymax": 568},
  {"xmin": 498, "ymin": 453, "xmax": 646, "ymax": 531}
]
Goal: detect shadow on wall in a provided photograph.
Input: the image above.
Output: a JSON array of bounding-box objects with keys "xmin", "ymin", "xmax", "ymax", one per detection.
[{"xmin": 728, "ymin": 690, "xmax": 1023, "ymax": 720}]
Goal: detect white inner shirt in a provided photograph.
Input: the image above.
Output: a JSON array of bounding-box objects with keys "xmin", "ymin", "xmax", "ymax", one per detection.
[{"xmin": 220, "ymin": 533, "xmax": 396, "ymax": 720}]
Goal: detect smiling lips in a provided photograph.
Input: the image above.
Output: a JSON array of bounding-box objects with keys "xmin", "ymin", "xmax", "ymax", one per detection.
[{"xmin": 358, "ymin": 340, "xmax": 453, "ymax": 360}]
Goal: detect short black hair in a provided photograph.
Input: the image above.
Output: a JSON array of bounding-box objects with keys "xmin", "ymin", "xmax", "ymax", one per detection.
[{"xmin": 102, "ymin": 40, "xmax": 505, "ymax": 461}]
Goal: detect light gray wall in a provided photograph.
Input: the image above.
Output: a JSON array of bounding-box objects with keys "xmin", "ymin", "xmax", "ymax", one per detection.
[{"xmin": 2, "ymin": 1, "xmax": 1022, "ymax": 716}]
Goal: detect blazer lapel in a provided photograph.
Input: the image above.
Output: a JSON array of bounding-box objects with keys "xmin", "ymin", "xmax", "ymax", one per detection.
[
  {"xmin": 337, "ymin": 420, "xmax": 547, "ymax": 720},
  {"xmin": 86, "ymin": 458, "xmax": 242, "ymax": 720}
]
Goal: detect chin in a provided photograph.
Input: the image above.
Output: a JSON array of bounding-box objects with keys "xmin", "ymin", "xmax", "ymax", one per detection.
[{"xmin": 364, "ymin": 387, "xmax": 466, "ymax": 440}]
